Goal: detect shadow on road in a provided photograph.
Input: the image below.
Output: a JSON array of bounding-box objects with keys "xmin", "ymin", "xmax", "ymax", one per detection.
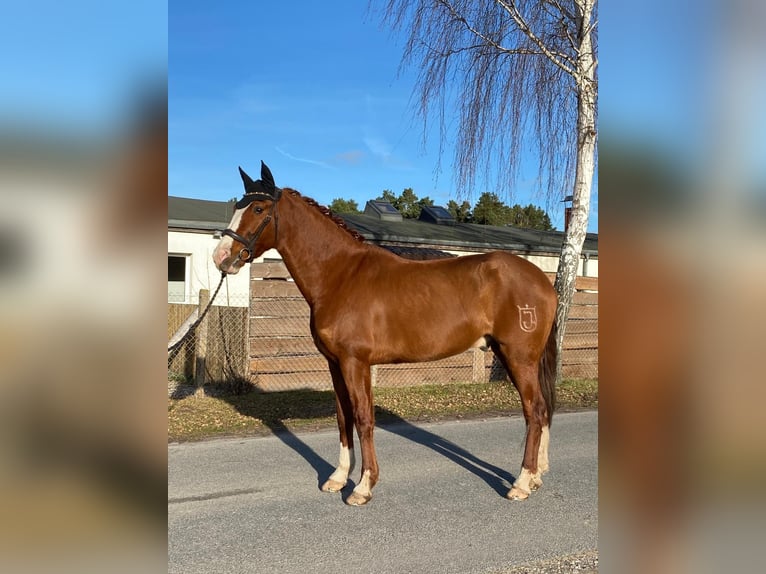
[
  {"xmin": 213, "ymin": 387, "xmax": 516, "ymax": 498},
  {"xmin": 376, "ymin": 409, "xmax": 517, "ymax": 497},
  {"xmin": 214, "ymin": 391, "xmax": 336, "ymax": 492}
]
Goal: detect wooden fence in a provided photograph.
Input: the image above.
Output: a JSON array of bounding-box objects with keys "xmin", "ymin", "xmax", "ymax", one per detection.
[{"xmin": 247, "ymin": 261, "xmax": 597, "ymax": 391}]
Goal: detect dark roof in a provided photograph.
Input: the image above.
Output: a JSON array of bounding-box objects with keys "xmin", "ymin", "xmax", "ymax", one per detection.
[
  {"xmin": 339, "ymin": 213, "xmax": 598, "ymax": 256},
  {"xmin": 167, "ymin": 195, "xmax": 598, "ymax": 255},
  {"xmin": 168, "ymin": 196, "xmax": 236, "ymax": 231},
  {"xmin": 383, "ymin": 245, "xmax": 456, "ymax": 260}
]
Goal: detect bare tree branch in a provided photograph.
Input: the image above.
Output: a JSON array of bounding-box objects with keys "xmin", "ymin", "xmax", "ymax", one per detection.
[
  {"xmin": 434, "ymin": 0, "xmax": 574, "ymax": 67},
  {"xmin": 494, "ymin": 0, "xmax": 577, "ymax": 76},
  {"xmin": 378, "ymin": 0, "xmax": 596, "ymax": 202},
  {"xmin": 421, "ymin": 39, "xmax": 545, "ymax": 58},
  {"xmin": 546, "ymin": 0, "xmax": 576, "ymax": 22}
]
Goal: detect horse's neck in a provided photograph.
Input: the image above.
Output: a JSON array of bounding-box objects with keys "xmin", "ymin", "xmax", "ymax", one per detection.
[{"xmin": 275, "ymin": 194, "xmax": 366, "ymax": 306}]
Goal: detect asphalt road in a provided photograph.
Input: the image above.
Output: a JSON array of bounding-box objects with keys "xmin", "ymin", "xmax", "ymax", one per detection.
[{"xmin": 169, "ymin": 411, "xmax": 597, "ymax": 574}]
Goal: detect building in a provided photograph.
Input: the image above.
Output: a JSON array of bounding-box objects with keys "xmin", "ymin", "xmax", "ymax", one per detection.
[
  {"xmin": 168, "ymin": 196, "xmax": 598, "ymax": 388},
  {"xmin": 168, "ymin": 196, "xmax": 598, "ymax": 301},
  {"xmin": 168, "ymin": 196, "xmax": 254, "ymax": 305}
]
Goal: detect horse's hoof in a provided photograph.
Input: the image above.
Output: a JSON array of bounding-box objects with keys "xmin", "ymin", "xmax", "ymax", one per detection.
[
  {"xmin": 506, "ymin": 486, "xmax": 530, "ymax": 501},
  {"xmin": 346, "ymin": 491, "xmax": 372, "ymax": 506},
  {"xmin": 530, "ymin": 476, "xmax": 543, "ymax": 491},
  {"xmin": 321, "ymin": 479, "xmax": 346, "ymax": 493}
]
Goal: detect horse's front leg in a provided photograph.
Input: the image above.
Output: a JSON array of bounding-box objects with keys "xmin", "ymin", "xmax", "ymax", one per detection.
[
  {"xmin": 339, "ymin": 357, "xmax": 379, "ymax": 506},
  {"xmin": 321, "ymin": 360, "xmax": 355, "ymax": 493}
]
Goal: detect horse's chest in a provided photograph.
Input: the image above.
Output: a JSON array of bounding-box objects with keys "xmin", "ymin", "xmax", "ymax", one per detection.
[{"xmin": 311, "ymin": 307, "xmax": 374, "ymax": 350}]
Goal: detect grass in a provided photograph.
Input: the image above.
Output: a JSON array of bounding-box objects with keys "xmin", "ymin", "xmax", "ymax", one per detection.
[{"xmin": 168, "ymin": 379, "xmax": 597, "ymax": 443}]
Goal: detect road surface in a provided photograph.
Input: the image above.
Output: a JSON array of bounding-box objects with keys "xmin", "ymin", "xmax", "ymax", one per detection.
[{"xmin": 169, "ymin": 411, "xmax": 597, "ymax": 573}]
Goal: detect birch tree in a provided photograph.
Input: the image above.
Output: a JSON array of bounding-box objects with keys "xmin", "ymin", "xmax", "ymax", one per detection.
[{"xmin": 379, "ymin": 0, "xmax": 597, "ymax": 378}]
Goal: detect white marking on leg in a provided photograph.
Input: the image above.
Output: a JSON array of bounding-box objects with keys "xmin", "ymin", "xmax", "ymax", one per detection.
[
  {"xmin": 537, "ymin": 425, "xmax": 550, "ymax": 475},
  {"xmin": 353, "ymin": 469, "xmax": 373, "ymax": 498},
  {"xmin": 508, "ymin": 466, "xmax": 542, "ymax": 500},
  {"xmin": 514, "ymin": 467, "xmax": 535, "ymax": 494},
  {"xmin": 328, "ymin": 443, "xmax": 354, "ymax": 484}
]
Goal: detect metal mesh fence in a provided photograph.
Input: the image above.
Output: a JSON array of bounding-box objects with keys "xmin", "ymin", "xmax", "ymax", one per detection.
[
  {"xmin": 168, "ymin": 274, "xmax": 597, "ymax": 397},
  {"xmin": 167, "ymin": 292, "xmax": 250, "ymax": 398}
]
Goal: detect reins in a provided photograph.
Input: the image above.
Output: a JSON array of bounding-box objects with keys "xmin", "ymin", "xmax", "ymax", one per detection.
[{"xmin": 167, "ymin": 271, "xmax": 227, "ymax": 355}]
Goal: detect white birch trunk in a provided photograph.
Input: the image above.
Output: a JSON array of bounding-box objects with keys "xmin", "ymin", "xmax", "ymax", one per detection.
[{"xmin": 553, "ymin": 0, "xmax": 597, "ymax": 381}]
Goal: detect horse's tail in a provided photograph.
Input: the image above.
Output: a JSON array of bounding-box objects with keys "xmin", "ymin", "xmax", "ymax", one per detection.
[{"xmin": 539, "ymin": 317, "xmax": 558, "ymax": 425}]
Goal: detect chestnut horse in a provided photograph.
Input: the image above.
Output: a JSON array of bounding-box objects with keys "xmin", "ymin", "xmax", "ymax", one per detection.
[{"xmin": 213, "ymin": 162, "xmax": 558, "ymax": 506}]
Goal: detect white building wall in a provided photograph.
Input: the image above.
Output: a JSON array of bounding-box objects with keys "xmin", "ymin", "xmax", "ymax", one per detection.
[{"xmin": 167, "ymin": 230, "xmax": 251, "ymax": 306}]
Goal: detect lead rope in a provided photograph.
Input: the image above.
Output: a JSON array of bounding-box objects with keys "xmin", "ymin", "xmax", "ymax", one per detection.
[{"xmin": 168, "ymin": 271, "xmax": 227, "ymax": 356}]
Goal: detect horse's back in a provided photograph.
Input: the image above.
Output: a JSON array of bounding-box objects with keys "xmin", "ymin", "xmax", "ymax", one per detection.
[
  {"xmin": 435, "ymin": 250, "xmax": 555, "ymax": 305},
  {"xmin": 355, "ymin": 248, "xmax": 555, "ymax": 318}
]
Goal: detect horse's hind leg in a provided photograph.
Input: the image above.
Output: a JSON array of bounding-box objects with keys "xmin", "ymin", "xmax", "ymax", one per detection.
[
  {"xmin": 493, "ymin": 342, "xmax": 550, "ymax": 501},
  {"xmin": 321, "ymin": 360, "xmax": 356, "ymax": 493}
]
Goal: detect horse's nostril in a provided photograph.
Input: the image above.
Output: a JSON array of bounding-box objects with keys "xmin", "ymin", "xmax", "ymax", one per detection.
[{"xmin": 213, "ymin": 248, "xmax": 230, "ymax": 267}]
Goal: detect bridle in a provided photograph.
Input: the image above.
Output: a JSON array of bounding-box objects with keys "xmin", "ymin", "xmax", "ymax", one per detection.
[{"xmin": 220, "ymin": 180, "xmax": 282, "ymax": 264}]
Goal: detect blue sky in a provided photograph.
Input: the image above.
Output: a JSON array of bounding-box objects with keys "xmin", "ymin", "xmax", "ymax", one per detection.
[
  {"xmin": 0, "ymin": 1, "xmax": 166, "ymax": 135},
  {"xmin": 170, "ymin": 1, "xmax": 597, "ymax": 232}
]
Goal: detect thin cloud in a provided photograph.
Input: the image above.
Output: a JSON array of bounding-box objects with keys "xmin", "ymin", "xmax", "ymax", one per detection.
[
  {"xmin": 334, "ymin": 150, "xmax": 365, "ymax": 165},
  {"xmin": 363, "ymin": 134, "xmax": 415, "ymax": 171},
  {"xmin": 275, "ymin": 146, "xmax": 332, "ymax": 169},
  {"xmin": 363, "ymin": 136, "xmax": 392, "ymax": 161}
]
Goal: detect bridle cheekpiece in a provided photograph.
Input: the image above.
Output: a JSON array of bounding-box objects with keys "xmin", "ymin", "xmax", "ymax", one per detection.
[{"xmin": 220, "ymin": 161, "xmax": 282, "ymax": 263}]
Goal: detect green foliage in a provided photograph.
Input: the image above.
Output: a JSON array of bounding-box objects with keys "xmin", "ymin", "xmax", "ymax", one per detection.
[
  {"xmin": 329, "ymin": 197, "xmax": 360, "ymax": 214},
  {"xmin": 472, "ymin": 192, "xmax": 511, "ymax": 226},
  {"xmin": 378, "ymin": 189, "xmax": 397, "ymax": 204},
  {"xmin": 507, "ymin": 204, "xmax": 555, "ymax": 231},
  {"xmin": 373, "ymin": 188, "xmax": 553, "ymax": 230},
  {"xmin": 376, "ymin": 187, "xmax": 434, "ymax": 219},
  {"xmin": 469, "ymin": 193, "xmax": 554, "ymax": 230},
  {"xmin": 446, "ymin": 199, "xmax": 472, "ymax": 222}
]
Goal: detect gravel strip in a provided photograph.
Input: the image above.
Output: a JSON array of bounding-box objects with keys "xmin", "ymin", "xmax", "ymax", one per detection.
[{"xmin": 493, "ymin": 550, "xmax": 598, "ymax": 573}]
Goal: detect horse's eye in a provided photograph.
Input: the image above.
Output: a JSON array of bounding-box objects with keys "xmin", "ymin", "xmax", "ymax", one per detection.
[{"xmin": 254, "ymin": 206, "xmax": 263, "ymax": 214}]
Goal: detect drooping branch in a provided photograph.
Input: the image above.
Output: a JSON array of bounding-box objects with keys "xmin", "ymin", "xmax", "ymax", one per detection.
[
  {"xmin": 433, "ymin": 0, "xmax": 574, "ymax": 68},
  {"xmin": 494, "ymin": 0, "xmax": 577, "ymax": 76},
  {"xmin": 379, "ymin": 0, "xmax": 596, "ymax": 205}
]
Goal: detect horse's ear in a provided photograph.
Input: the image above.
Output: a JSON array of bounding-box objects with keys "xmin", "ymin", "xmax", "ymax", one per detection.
[
  {"xmin": 260, "ymin": 161, "xmax": 275, "ymax": 190},
  {"xmin": 238, "ymin": 166, "xmax": 254, "ymax": 190}
]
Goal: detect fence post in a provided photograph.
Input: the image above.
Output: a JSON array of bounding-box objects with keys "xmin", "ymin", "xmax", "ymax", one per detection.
[
  {"xmin": 472, "ymin": 349, "xmax": 485, "ymax": 383},
  {"xmin": 194, "ymin": 288, "xmax": 210, "ymax": 396}
]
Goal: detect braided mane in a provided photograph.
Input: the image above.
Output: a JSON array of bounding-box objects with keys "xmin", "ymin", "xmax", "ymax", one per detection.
[{"xmin": 285, "ymin": 188, "xmax": 366, "ymax": 243}]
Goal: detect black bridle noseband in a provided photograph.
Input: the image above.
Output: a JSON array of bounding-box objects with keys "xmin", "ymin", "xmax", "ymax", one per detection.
[{"xmin": 219, "ymin": 162, "xmax": 282, "ymax": 263}]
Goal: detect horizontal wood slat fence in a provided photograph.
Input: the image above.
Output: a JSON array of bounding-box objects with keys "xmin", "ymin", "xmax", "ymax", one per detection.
[
  {"xmin": 245, "ymin": 261, "xmax": 597, "ymax": 391},
  {"xmin": 168, "ymin": 259, "xmax": 597, "ymax": 394}
]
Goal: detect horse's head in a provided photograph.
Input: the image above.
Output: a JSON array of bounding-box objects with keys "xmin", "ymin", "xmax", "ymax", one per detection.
[{"xmin": 212, "ymin": 161, "xmax": 282, "ymax": 274}]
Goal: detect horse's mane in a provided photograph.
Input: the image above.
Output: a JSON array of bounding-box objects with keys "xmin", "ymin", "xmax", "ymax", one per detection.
[{"xmin": 285, "ymin": 188, "xmax": 366, "ymax": 243}]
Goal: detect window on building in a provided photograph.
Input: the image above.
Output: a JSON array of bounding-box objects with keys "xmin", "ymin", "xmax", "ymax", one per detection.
[{"xmin": 168, "ymin": 255, "xmax": 188, "ymax": 302}]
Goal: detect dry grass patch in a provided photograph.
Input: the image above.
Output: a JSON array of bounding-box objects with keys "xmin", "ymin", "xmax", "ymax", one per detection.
[{"xmin": 168, "ymin": 379, "xmax": 597, "ymax": 442}]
